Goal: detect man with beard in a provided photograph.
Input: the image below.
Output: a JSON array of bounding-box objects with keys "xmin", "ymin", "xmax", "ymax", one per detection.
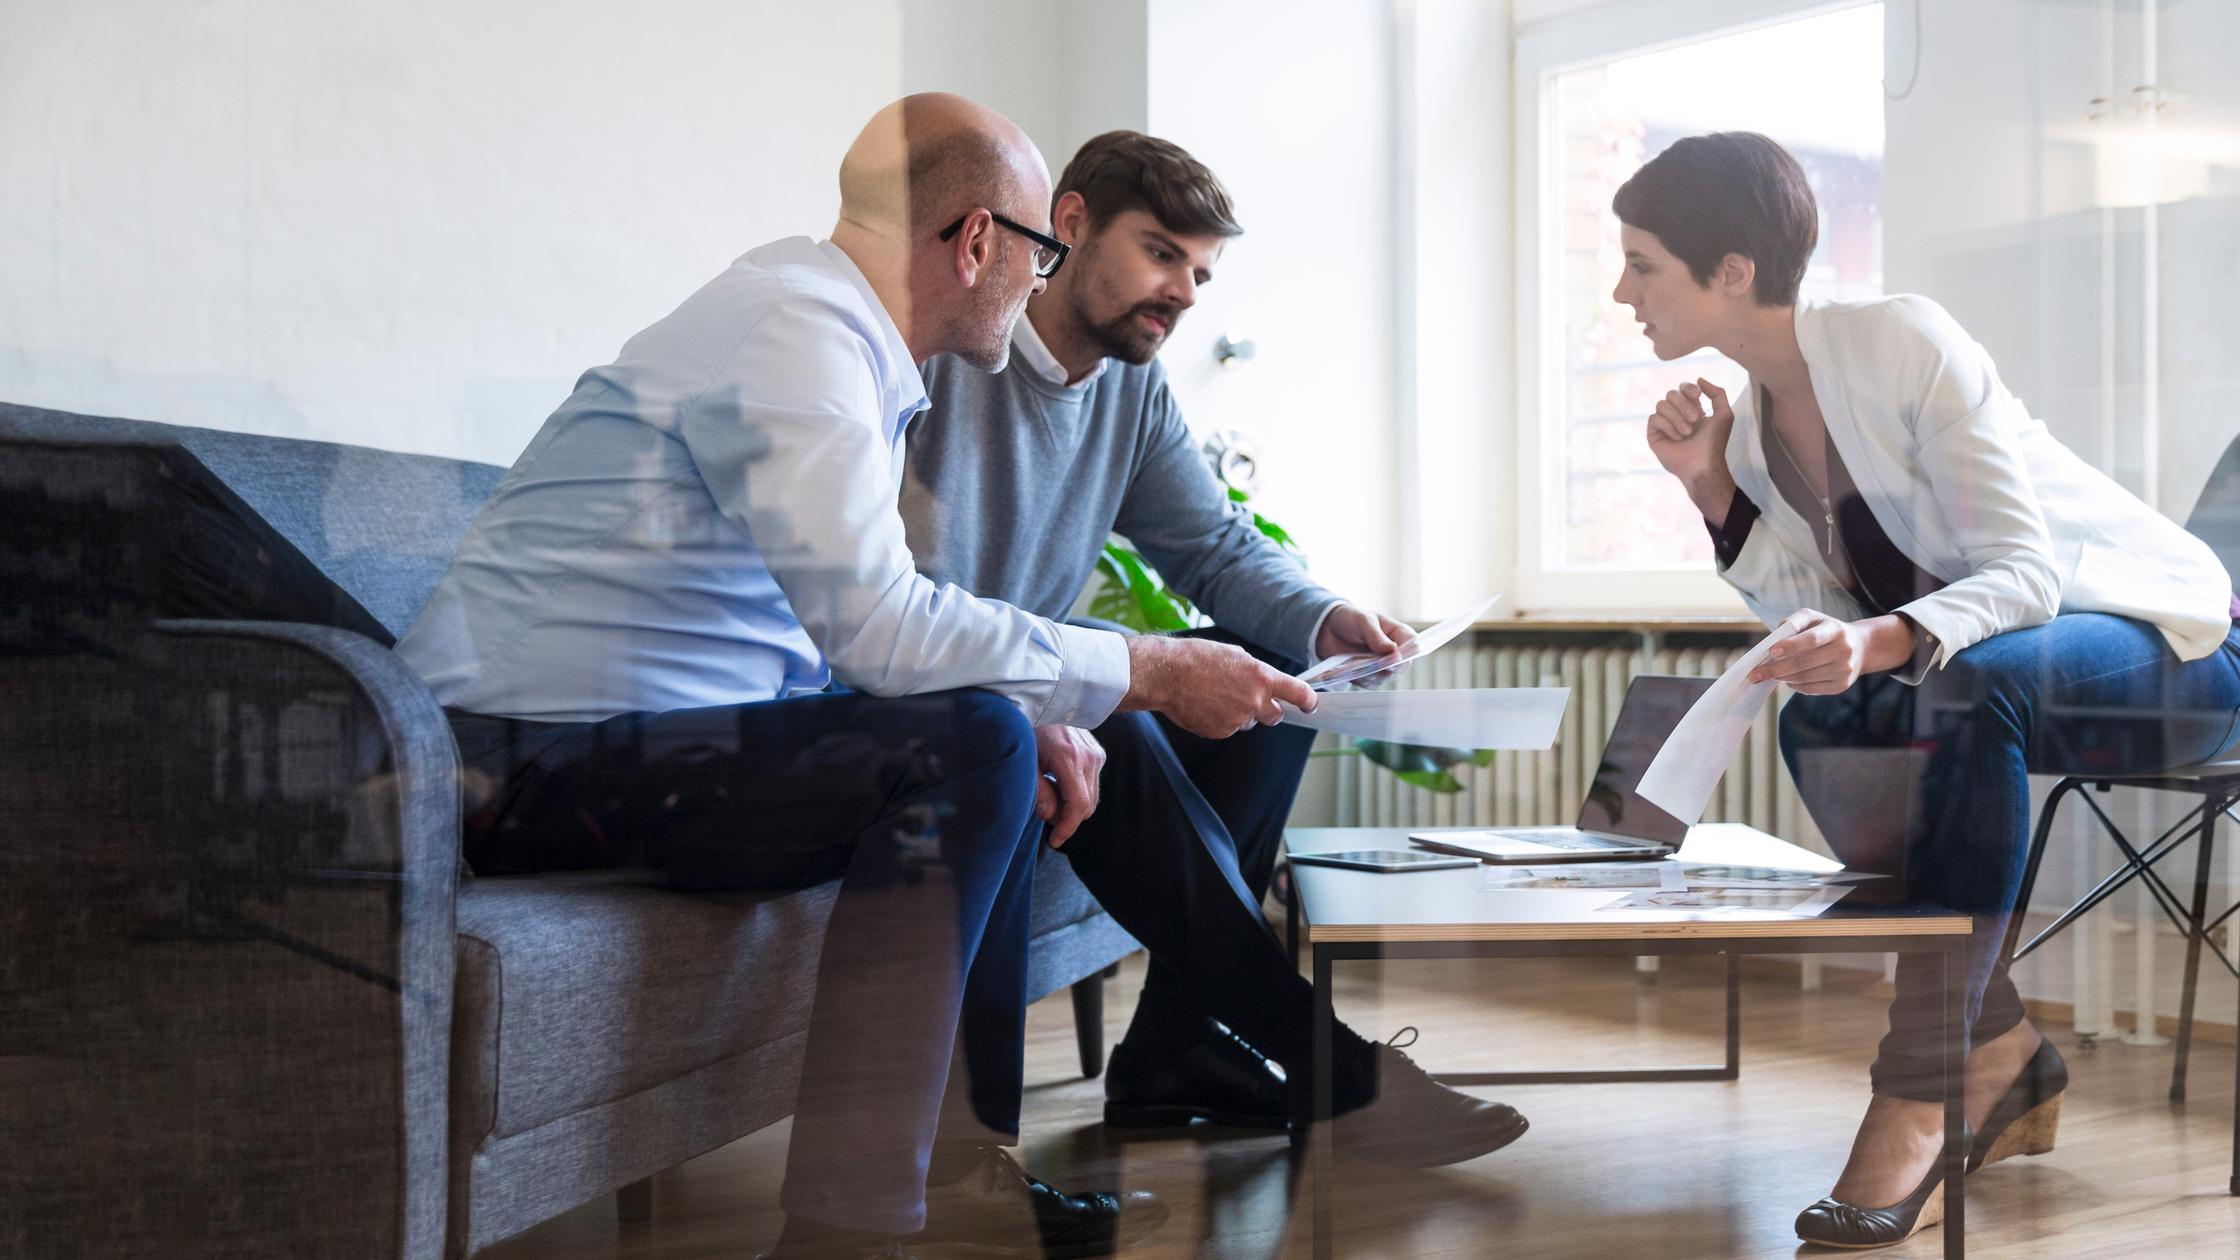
[{"xmin": 903, "ymin": 131, "xmax": 1527, "ymax": 1166}]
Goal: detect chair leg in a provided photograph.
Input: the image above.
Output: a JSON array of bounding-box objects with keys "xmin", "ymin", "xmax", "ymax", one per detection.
[
  {"xmin": 1072, "ymin": 973, "xmax": 1107, "ymax": 1079},
  {"xmin": 2173, "ymin": 801, "xmax": 2220, "ymax": 1103},
  {"xmin": 2003, "ymin": 778, "xmax": 2074, "ymax": 967},
  {"xmin": 616, "ymin": 1175, "xmax": 653, "ymax": 1223}
]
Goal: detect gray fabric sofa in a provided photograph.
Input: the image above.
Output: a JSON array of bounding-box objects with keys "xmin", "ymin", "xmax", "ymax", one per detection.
[{"xmin": 0, "ymin": 401, "xmax": 1141, "ymax": 1259}]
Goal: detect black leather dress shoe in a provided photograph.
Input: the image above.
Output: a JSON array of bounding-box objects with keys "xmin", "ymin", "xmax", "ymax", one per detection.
[
  {"xmin": 1104, "ymin": 1023, "xmax": 1290, "ymax": 1131},
  {"xmin": 911, "ymin": 1144, "xmax": 1168, "ymax": 1258}
]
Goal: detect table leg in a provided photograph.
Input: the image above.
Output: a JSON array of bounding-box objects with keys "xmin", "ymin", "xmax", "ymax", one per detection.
[
  {"xmin": 1312, "ymin": 944, "xmax": 1335, "ymax": 1259},
  {"xmin": 1941, "ymin": 946, "xmax": 1966, "ymax": 1258},
  {"xmin": 1286, "ymin": 867, "xmax": 1301, "ymax": 969},
  {"xmin": 1724, "ymin": 951, "xmax": 1741, "ymax": 1078}
]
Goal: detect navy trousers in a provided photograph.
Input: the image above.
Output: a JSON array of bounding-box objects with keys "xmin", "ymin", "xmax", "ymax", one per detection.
[
  {"xmin": 1056, "ymin": 628, "xmax": 1339, "ymax": 1073},
  {"xmin": 448, "ymin": 687, "xmax": 1042, "ymax": 1235}
]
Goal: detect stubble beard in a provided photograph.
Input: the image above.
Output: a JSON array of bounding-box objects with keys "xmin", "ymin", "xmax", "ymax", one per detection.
[{"xmin": 1083, "ymin": 296, "xmax": 1180, "ymax": 366}]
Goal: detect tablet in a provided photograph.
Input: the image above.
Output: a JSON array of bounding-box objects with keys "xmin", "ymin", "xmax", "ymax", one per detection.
[{"xmin": 1287, "ymin": 849, "xmax": 1480, "ymax": 873}]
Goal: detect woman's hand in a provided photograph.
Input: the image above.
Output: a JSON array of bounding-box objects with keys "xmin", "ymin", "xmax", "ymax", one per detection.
[
  {"xmin": 1749, "ymin": 611, "xmax": 1918, "ymax": 696},
  {"xmin": 1646, "ymin": 378, "xmax": 1739, "ymax": 523}
]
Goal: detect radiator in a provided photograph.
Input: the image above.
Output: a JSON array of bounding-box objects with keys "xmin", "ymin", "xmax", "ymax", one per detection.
[{"xmin": 1330, "ymin": 636, "xmax": 1826, "ymax": 857}]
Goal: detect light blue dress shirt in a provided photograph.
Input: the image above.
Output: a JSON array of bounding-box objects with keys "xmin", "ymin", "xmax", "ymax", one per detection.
[{"xmin": 396, "ymin": 237, "xmax": 1131, "ymax": 726}]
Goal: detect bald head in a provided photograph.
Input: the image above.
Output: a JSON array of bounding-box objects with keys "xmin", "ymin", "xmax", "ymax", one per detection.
[
  {"xmin": 830, "ymin": 94, "xmax": 1054, "ymax": 372},
  {"xmin": 838, "ymin": 92, "xmax": 1051, "ymax": 239}
]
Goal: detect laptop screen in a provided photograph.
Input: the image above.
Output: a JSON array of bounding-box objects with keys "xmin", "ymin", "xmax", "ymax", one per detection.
[{"xmin": 1574, "ymin": 674, "xmax": 1715, "ymax": 845}]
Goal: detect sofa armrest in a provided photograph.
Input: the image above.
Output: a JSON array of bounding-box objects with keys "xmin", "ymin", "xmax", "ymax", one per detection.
[{"xmin": 1, "ymin": 619, "xmax": 458, "ymax": 1259}]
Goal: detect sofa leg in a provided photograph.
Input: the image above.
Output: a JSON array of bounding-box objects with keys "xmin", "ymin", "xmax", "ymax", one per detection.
[
  {"xmin": 616, "ymin": 1176, "xmax": 654, "ymax": 1224},
  {"xmin": 1072, "ymin": 973, "xmax": 1107, "ymax": 1079}
]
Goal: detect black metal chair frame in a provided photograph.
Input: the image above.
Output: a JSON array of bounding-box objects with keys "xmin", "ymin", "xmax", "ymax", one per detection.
[{"xmin": 2003, "ymin": 765, "xmax": 2240, "ymax": 1195}]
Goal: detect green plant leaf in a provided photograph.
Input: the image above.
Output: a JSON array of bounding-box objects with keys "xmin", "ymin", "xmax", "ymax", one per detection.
[
  {"xmin": 1355, "ymin": 739, "xmax": 1469, "ymax": 775},
  {"xmin": 1467, "ymin": 748, "xmax": 1498, "ymax": 768},
  {"xmin": 1252, "ymin": 511, "xmax": 1303, "ymax": 554},
  {"xmin": 1093, "ymin": 542, "xmax": 1196, "ymax": 632},
  {"xmin": 1392, "ymin": 768, "xmax": 1467, "ymax": 794},
  {"xmin": 1227, "ymin": 486, "xmax": 1250, "ymax": 503}
]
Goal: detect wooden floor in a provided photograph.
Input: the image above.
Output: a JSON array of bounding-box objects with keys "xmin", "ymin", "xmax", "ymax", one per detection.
[{"xmin": 486, "ymin": 953, "xmax": 2239, "ymax": 1259}]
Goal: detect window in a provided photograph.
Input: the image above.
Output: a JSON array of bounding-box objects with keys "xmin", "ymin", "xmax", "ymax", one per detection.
[{"xmin": 1515, "ymin": 1, "xmax": 1885, "ymax": 611}]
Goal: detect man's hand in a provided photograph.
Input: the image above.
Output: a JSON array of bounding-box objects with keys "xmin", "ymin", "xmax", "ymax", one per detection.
[
  {"xmin": 1749, "ymin": 610, "xmax": 1916, "ymax": 696},
  {"xmin": 1034, "ymin": 724, "xmax": 1105, "ymax": 847},
  {"xmin": 1647, "ymin": 377, "xmax": 1739, "ymax": 524},
  {"xmin": 1315, "ymin": 603, "xmax": 1416, "ymax": 663},
  {"xmin": 1120, "ymin": 635, "xmax": 1318, "ymax": 739}
]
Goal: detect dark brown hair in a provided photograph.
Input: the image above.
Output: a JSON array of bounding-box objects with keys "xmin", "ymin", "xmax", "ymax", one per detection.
[
  {"xmin": 1054, "ymin": 131, "xmax": 1242, "ymax": 239},
  {"xmin": 1612, "ymin": 132, "xmax": 1817, "ymax": 307}
]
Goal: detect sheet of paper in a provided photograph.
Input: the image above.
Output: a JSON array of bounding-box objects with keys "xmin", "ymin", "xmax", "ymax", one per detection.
[
  {"xmin": 1296, "ymin": 594, "xmax": 1503, "ymax": 692},
  {"xmin": 1276, "ymin": 686, "xmax": 1568, "ymax": 749},
  {"xmin": 1670, "ymin": 822, "xmax": 1844, "ymax": 873},
  {"xmin": 1595, "ymin": 885, "xmax": 1851, "ymax": 918},
  {"xmin": 1478, "ymin": 863, "xmax": 1688, "ymax": 891},
  {"xmin": 1633, "ymin": 614, "xmax": 1810, "ymax": 824},
  {"xmin": 1476, "ymin": 861, "xmax": 1870, "ymax": 893}
]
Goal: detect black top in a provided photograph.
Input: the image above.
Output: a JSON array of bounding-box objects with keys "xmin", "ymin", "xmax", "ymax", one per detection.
[{"xmin": 1706, "ymin": 390, "xmax": 1946, "ymax": 622}]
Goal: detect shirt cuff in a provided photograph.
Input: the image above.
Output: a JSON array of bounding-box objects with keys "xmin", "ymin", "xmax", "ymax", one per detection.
[
  {"xmin": 1707, "ymin": 488, "xmax": 1760, "ymax": 570},
  {"xmin": 1301, "ymin": 599, "xmax": 1347, "ymax": 666},
  {"xmin": 1043, "ymin": 622, "xmax": 1131, "ymax": 729},
  {"xmin": 1885, "ymin": 612, "xmax": 1943, "ymax": 686}
]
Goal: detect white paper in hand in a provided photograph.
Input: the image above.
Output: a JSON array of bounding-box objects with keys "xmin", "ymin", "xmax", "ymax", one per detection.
[
  {"xmin": 1634, "ymin": 614, "xmax": 1810, "ymax": 824},
  {"xmin": 1296, "ymin": 594, "xmax": 1503, "ymax": 692}
]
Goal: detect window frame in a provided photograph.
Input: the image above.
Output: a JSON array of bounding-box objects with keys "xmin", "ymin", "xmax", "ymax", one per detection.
[{"xmin": 1509, "ymin": 0, "xmax": 1879, "ymax": 615}]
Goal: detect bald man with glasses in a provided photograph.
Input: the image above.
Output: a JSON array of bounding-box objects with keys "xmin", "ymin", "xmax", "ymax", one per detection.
[{"xmin": 397, "ymin": 95, "xmax": 1312, "ymax": 1259}]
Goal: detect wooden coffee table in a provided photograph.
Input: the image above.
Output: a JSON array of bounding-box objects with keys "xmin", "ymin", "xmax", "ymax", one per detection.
[{"xmin": 1285, "ymin": 825, "xmax": 1975, "ymax": 1259}]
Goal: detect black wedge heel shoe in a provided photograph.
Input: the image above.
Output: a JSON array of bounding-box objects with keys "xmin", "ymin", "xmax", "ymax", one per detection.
[
  {"xmin": 1794, "ymin": 1158, "xmax": 1951, "ymax": 1251},
  {"xmin": 1967, "ymin": 1036, "xmax": 2067, "ymax": 1174}
]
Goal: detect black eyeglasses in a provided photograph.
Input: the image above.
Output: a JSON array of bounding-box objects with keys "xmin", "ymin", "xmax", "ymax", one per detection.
[{"xmin": 939, "ymin": 211, "xmax": 1070, "ymax": 278}]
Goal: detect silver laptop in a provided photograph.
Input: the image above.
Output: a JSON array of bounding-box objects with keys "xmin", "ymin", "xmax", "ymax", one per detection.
[{"xmin": 1409, "ymin": 674, "xmax": 1714, "ymax": 864}]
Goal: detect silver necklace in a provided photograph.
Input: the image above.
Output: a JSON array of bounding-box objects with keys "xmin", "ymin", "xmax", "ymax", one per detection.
[{"xmin": 1765, "ymin": 400, "xmax": 1836, "ymax": 558}]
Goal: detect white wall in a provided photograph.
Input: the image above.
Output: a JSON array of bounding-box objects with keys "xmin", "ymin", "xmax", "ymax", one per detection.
[
  {"xmin": 901, "ymin": 0, "xmax": 1149, "ymax": 173},
  {"xmin": 1402, "ymin": 0, "xmax": 1515, "ymax": 617},
  {"xmin": 1143, "ymin": 0, "xmax": 1402, "ymax": 611},
  {"xmin": 1, "ymin": 0, "xmax": 1405, "ymax": 611},
  {"xmin": 0, "ymin": 0, "xmax": 903, "ymax": 466}
]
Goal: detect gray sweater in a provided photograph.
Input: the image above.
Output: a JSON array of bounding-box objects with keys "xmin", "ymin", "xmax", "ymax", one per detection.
[{"xmin": 903, "ymin": 347, "xmax": 1338, "ymax": 665}]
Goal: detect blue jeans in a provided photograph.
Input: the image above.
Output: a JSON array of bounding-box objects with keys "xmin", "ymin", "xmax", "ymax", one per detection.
[{"xmin": 1780, "ymin": 614, "xmax": 2240, "ymax": 1100}]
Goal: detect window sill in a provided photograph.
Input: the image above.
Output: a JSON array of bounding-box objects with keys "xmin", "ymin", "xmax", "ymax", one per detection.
[{"xmin": 1467, "ymin": 612, "xmax": 1765, "ymax": 634}]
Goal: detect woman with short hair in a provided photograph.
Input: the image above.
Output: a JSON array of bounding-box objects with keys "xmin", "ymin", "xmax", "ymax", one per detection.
[{"xmin": 1612, "ymin": 131, "xmax": 2240, "ymax": 1249}]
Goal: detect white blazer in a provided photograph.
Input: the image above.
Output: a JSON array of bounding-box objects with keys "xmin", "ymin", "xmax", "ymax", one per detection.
[{"xmin": 1720, "ymin": 294, "xmax": 2233, "ymax": 675}]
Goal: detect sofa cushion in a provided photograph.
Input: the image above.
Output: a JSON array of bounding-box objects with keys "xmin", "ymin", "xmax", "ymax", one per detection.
[{"xmin": 452, "ymin": 870, "xmax": 840, "ymax": 1142}]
